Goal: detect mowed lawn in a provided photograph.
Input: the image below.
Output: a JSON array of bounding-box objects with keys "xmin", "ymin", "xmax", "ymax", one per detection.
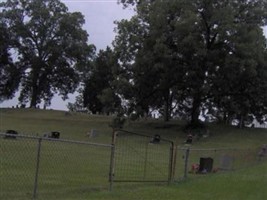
[
  {"xmin": 0, "ymin": 108, "xmax": 266, "ymax": 200},
  {"xmin": 81, "ymin": 163, "xmax": 267, "ymax": 200}
]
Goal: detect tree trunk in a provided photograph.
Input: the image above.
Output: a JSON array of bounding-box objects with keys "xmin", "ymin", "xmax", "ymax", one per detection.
[
  {"xmin": 30, "ymin": 84, "xmax": 38, "ymax": 108},
  {"xmin": 30, "ymin": 63, "xmax": 41, "ymax": 108},
  {"xmin": 191, "ymin": 95, "xmax": 201, "ymax": 125},
  {"xmin": 164, "ymin": 102, "xmax": 170, "ymax": 122},
  {"xmin": 238, "ymin": 115, "xmax": 245, "ymax": 129},
  {"xmin": 163, "ymin": 89, "xmax": 171, "ymax": 122}
]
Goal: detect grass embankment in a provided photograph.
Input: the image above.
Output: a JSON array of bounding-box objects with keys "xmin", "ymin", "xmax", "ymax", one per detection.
[
  {"xmin": 1, "ymin": 108, "xmax": 266, "ymax": 147},
  {"xmin": 0, "ymin": 108, "xmax": 266, "ymax": 200},
  {"xmin": 0, "ymin": 108, "xmax": 113, "ymax": 143}
]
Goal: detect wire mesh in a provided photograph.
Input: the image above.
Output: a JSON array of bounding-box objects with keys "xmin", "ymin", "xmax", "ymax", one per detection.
[
  {"xmin": 113, "ymin": 130, "xmax": 173, "ymax": 182},
  {"xmin": 173, "ymin": 146, "xmax": 266, "ymax": 181},
  {"xmin": 1, "ymin": 131, "xmax": 265, "ymax": 198},
  {"xmin": 0, "ymin": 134, "xmax": 37, "ymax": 200},
  {"xmin": 0, "ymin": 133, "xmax": 112, "ymax": 200}
]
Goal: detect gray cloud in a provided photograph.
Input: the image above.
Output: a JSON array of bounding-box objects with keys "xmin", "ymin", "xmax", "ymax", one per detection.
[
  {"xmin": 1, "ymin": 1, "xmax": 134, "ymax": 110},
  {"xmin": 63, "ymin": 0, "xmax": 134, "ymax": 51}
]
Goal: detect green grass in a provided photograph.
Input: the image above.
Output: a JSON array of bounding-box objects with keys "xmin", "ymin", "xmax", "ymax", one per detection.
[
  {"xmin": 0, "ymin": 108, "xmax": 266, "ymax": 199},
  {"xmin": 1, "ymin": 108, "xmax": 266, "ymax": 147},
  {"xmin": 0, "ymin": 108, "xmax": 113, "ymax": 143},
  {"xmin": 33, "ymin": 163, "xmax": 267, "ymax": 200}
]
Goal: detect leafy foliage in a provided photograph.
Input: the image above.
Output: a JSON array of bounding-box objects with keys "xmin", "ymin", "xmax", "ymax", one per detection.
[
  {"xmin": 114, "ymin": 0, "xmax": 267, "ymax": 125},
  {"xmin": 0, "ymin": 0, "xmax": 94, "ymax": 107},
  {"xmin": 83, "ymin": 47, "xmax": 122, "ymax": 114},
  {"xmin": 0, "ymin": 18, "xmax": 21, "ymax": 101}
]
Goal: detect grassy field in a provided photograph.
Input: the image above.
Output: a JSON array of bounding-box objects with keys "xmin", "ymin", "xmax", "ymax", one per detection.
[
  {"xmin": 86, "ymin": 162, "xmax": 267, "ymax": 200},
  {"xmin": 0, "ymin": 108, "xmax": 266, "ymax": 199}
]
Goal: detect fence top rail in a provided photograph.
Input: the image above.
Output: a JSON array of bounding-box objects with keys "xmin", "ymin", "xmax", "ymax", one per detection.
[
  {"xmin": 114, "ymin": 129, "xmax": 174, "ymax": 145},
  {"xmin": 176, "ymin": 146, "xmax": 259, "ymax": 151},
  {"xmin": 0, "ymin": 132, "xmax": 112, "ymax": 148}
]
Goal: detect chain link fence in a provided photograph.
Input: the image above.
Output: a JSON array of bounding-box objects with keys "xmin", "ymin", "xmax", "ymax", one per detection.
[
  {"xmin": 0, "ymin": 133, "xmax": 112, "ymax": 200},
  {"xmin": 173, "ymin": 146, "xmax": 266, "ymax": 181},
  {"xmin": 1, "ymin": 131, "xmax": 266, "ymax": 199}
]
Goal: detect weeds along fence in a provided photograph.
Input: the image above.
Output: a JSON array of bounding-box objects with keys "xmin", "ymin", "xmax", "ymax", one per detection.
[
  {"xmin": 173, "ymin": 146, "xmax": 266, "ymax": 181},
  {"xmin": 111, "ymin": 130, "xmax": 174, "ymax": 184},
  {"xmin": 0, "ymin": 133, "xmax": 112, "ymax": 200}
]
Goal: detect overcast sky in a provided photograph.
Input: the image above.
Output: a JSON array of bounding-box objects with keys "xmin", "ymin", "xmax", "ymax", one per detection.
[
  {"xmin": 1, "ymin": 0, "xmax": 135, "ymax": 110},
  {"xmin": 1, "ymin": 1, "xmax": 267, "ymax": 110},
  {"xmin": 62, "ymin": 0, "xmax": 135, "ymax": 51}
]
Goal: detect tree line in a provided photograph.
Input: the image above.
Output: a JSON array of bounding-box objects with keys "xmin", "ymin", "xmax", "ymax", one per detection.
[{"xmin": 1, "ymin": 0, "xmax": 267, "ymax": 127}]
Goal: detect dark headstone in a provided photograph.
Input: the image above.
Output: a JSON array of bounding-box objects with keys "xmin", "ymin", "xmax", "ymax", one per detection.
[
  {"xmin": 186, "ymin": 134, "xmax": 193, "ymax": 144},
  {"xmin": 50, "ymin": 131, "xmax": 60, "ymax": 139},
  {"xmin": 5, "ymin": 130, "xmax": 18, "ymax": 139},
  {"xmin": 43, "ymin": 131, "xmax": 60, "ymax": 139},
  {"xmin": 150, "ymin": 134, "xmax": 161, "ymax": 144},
  {"xmin": 199, "ymin": 157, "xmax": 213, "ymax": 173}
]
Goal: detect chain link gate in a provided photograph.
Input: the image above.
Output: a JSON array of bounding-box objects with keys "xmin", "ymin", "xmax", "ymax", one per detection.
[{"xmin": 109, "ymin": 130, "xmax": 175, "ymax": 186}]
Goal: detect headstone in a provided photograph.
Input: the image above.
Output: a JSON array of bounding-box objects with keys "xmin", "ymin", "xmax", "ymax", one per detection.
[
  {"xmin": 220, "ymin": 155, "xmax": 234, "ymax": 170},
  {"xmin": 43, "ymin": 133, "xmax": 49, "ymax": 138},
  {"xmin": 5, "ymin": 130, "xmax": 18, "ymax": 139},
  {"xmin": 186, "ymin": 134, "xmax": 193, "ymax": 144},
  {"xmin": 258, "ymin": 144, "xmax": 267, "ymax": 160},
  {"xmin": 150, "ymin": 134, "xmax": 161, "ymax": 144},
  {"xmin": 198, "ymin": 157, "xmax": 213, "ymax": 173},
  {"xmin": 90, "ymin": 129, "xmax": 97, "ymax": 138},
  {"xmin": 50, "ymin": 131, "xmax": 60, "ymax": 139},
  {"xmin": 43, "ymin": 131, "xmax": 60, "ymax": 139}
]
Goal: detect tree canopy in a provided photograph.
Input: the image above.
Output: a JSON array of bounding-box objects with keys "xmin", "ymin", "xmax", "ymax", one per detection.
[
  {"xmin": 0, "ymin": 0, "xmax": 94, "ymax": 107},
  {"xmin": 113, "ymin": 0, "xmax": 267, "ymax": 124},
  {"xmin": 1, "ymin": 0, "xmax": 267, "ymax": 126},
  {"xmin": 82, "ymin": 47, "xmax": 122, "ymax": 114},
  {"xmin": 0, "ymin": 19, "xmax": 21, "ymax": 101}
]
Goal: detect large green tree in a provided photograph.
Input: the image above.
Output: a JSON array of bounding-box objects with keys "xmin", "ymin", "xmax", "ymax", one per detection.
[
  {"xmin": 114, "ymin": 1, "xmax": 186, "ymax": 121},
  {"xmin": 212, "ymin": 24, "xmax": 267, "ymax": 126},
  {"xmin": 83, "ymin": 47, "xmax": 122, "ymax": 115},
  {"xmin": 203, "ymin": 0, "xmax": 267, "ymax": 125},
  {"xmin": 115, "ymin": 0, "xmax": 267, "ymax": 124},
  {"xmin": 0, "ymin": 19, "xmax": 21, "ymax": 101},
  {"xmin": 0, "ymin": 0, "xmax": 94, "ymax": 108}
]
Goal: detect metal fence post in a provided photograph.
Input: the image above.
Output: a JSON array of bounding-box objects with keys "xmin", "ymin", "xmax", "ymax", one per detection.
[
  {"xmin": 183, "ymin": 148, "xmax": 190, "ymax": 179},
  {"xmin": 171, "ymin": 145, "xmax": 177, "ymax": 181},
  {"xmin": 143, "ymin": 142, "xmax": 148, "ymax": 180},
  {"xmin": 109, "ymin": 129, "xmax": 117, "ymax": 191},
  {"xmin": 33, "ymin": 138, "xmax": 42, "ymax": 200},
  {"xmin": 168, "ymin": 142, "xmax": 175, "ymax": 184},
  {"xmin": 109, "ymin": 144, "xmax": 115, "ymax": 191}
]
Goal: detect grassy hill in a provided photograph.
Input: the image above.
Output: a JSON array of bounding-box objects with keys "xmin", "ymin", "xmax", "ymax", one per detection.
[
  {"xmin": 1, "ymin": 108, "xmax": 266, "ymax": 147},
  {"xmin": 0, "ymin": 108, "xmax": 114, "ymax": 143},
  {"xmin": 0, "ymin": 108, "xmax": 266, "ymax": 200}
]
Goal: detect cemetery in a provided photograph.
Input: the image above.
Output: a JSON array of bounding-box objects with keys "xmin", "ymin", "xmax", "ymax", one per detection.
[
  {"xmin": 0, "ymin": 108, "xmax": 266, "ymax": 200},
  {"xmin": 1, "ymin": 0, "xmax": 266, "ymax": 199}
]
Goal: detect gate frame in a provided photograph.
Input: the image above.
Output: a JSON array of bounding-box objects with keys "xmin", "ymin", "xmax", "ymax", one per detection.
[{"xmin": 109, "ymin": 129, "xmax": 175, "ymax": 187}]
